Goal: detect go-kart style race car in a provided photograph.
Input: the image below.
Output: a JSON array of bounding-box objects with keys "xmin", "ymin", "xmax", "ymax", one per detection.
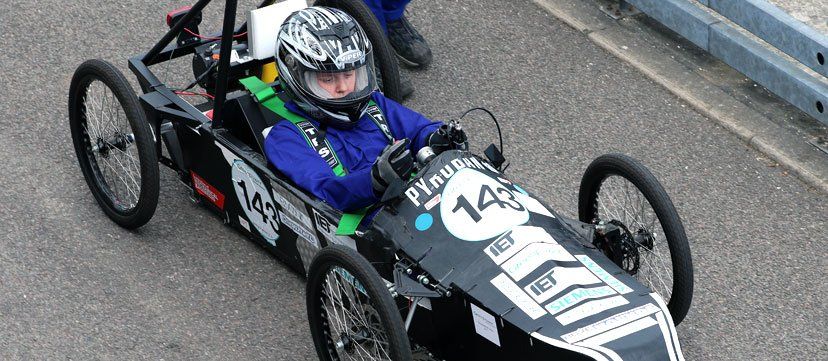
[{"xmin": 67, "ymin": 0, "xmax": 694, "ymax": 360}]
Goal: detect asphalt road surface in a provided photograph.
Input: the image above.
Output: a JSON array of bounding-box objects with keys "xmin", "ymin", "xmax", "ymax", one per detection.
[{"xmin": 1, "ymin": 0, "xmax": 825, "ymax": 360}]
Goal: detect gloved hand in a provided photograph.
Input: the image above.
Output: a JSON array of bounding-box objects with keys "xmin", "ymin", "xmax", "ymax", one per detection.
[
  {"xmin": 427, "ymin": 122, "xmax": 468, "ymax": 154},
  {"xmin": 371, "ymin": 139, "xmax": 414, "ymax": 195}
]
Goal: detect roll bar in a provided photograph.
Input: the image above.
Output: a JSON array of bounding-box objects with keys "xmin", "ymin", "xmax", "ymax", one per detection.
[{"xmin": 129, "ymin": 0, "xmax": 277, "ymax": 129}]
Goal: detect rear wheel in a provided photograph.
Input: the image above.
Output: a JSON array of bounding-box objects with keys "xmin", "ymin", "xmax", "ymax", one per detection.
[
  {"xmin": 68, "ymin": 59, "xmax": 159, "ymax": 229},
  {"xmin": 578, "ymin": 154, "xmax": 693, "ymax": 325},
  {"xmin": 314, "ymin": 0, "xmax": 403, "ymax": 101},
  {"xmin": 307, "ymin": 246, "xmax": 412, "ymax": 361}
]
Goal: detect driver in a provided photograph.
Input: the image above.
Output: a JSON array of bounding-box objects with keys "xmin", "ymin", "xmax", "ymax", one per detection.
[{"xmin": 263, "ymin": 7, "xmax": 464, "ymax": 212}]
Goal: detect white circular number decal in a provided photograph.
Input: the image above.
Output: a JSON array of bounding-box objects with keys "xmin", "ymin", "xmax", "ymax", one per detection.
[
  {"xmin": 439, "ymin": 168, "xmax": 529, "ymax": 241},
  {"xmin": 232, "ymin": 160, "xmax": 280, "ymax": 243}
]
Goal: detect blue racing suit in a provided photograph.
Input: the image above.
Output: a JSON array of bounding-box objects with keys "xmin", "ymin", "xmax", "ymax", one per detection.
[
  {"xmin": 362, "ymin": 0, "xmax": 411, "ymax": 31},
  {"xmin": 264, "ymin": 91, "xmax": 441, "ymax": 211}
]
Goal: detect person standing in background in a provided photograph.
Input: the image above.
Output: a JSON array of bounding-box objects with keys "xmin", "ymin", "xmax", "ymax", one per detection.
[{"xmin": 362, "ymin": 0, "xmax": 433, "ymax": 69}]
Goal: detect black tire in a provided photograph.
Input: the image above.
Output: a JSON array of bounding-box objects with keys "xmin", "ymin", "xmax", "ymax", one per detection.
[
  {"xmin": 578, "ymin": 154, "xmax": 693, "ymax": 325},
  {"xmin": 314, "ymin": 0, "xmax": 403, "ymax": 101},
  {"xmin": 307, "ymin": 246, "xmax": 412, "ymax": 361},
  {"xmin": 68, "ymin": 59, "xmax": 159, "ymax": 229}
]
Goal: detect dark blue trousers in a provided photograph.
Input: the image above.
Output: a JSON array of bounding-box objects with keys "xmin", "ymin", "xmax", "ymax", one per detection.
[{"xmin": 362, "ymin": 0, "xmax": 411, "ymax": 31}]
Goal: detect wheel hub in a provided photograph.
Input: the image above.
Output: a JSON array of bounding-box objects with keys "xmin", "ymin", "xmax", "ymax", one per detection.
[
  {"xmin": 593, "ymin": 220, "xmax": 642, "ymax": 275},
  {"xmin": 634, "ymin": 228, "xmax": 655, "ymax": 251},
  {"xmin": 91, "ymin": 132, "xmax": 135, "ymax": 156},
  {"xmin": 336, "ymin": 326, "xmax": 371, "ymax": 355}
]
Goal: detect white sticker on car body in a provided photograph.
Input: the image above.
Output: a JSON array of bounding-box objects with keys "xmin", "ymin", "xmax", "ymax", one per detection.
[
  {"xmin": 515, "ymin": 192, "xmax": 555, "ymax": 218},
  {"xmin": 238, "ymin": 216, "xmax": 251, "ymax": 232},
  {"xmin": 215, "ymin": 142, "xmax": 239, "ymax": 167},
  {"xmin": 440, "ymin": 168, "xmax": 529, "ymax": 242},
  {"xmin": 555, "ymin": 295, "xmax": 630, "ymax": 325},
  {"xmin": 312, "ymin": 209, "xmax": 357, "ymax": 250},
  {"xmin": 530, "ymin": 332, "xmax": 611, "ymax": 361},
  {"xmin": 404, "ymin": 155, "xmax": 495, "ymax": 207},
  {"xmin": 279, "ymin": 210, "xmax": 319, "ymax": 248},
  {"xmin": 485, "ymin": 226, "xmax": 558, "ymax": 265},
  {"xmin": 561, "ymin": 303, "xmax": 661, "ymax": 343},
  {"xmin": 501, "ymin": 243, "xmax": 577, "ymax": 281},
  {"xmin": 231, "ymin": 160, "xmax": 280, "ymax": 245},
  {"xmin": 650, "ymin": 293, "xmax": 685, "ymax": 361},
  {"xmin": 524, "ymin": 267, "xmax": 601, "ymax": 304},
  {"xmin": 544, "ymin": 286, "xmax": 617, "ymax": 315},
  {"xmin": 577, "ymin": 316, "xmax": 658, "ymax": 347},
  {"xmin": 271, "ymin": 185, "xmax": 313, "ymax": 229},
  {"xmin": 575, "ymin": 255, "xmax": 634, "ymax": 295},
  {"xmin": 654, "ymin": 312, "xmax": 679, "ymax": 361},
  {"xmin": 470, "ymin": 303, "xmax": 501, "ymax": 347},
  {"xmin": 490, "ymin": 273, "xmax": 546, "ymax": 320},
  {"xmin": 424, "ymin": 194, "xmax": 441, "ymax": 210}
]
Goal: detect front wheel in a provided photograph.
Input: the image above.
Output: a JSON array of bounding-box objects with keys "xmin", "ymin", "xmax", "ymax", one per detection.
[
  {"xmin": 68, "ymin": 59, "xmax": 159, "ymax": 229},
  {"xmin": 306, "ymin": 246, "xmax": 412, "ymax": 361},
  {"xmin": 578, "ymin": 154, "xmax": 693, "ymax": 325}
]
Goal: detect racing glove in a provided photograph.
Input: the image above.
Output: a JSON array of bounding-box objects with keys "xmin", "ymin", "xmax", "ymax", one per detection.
[
  {"xmin": 427, "ymin": 122, "xmax": 468, "ymax": 154},
  {"xmin": 371, "ymin": 139, "xmax": 414, "ymax": 195}
]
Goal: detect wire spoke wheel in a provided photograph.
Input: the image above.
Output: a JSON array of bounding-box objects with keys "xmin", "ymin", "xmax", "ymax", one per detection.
[
  {"xmin": 323, "ymin": 267, "xmax": 392, "ymax": 360},
  {"xmin": 83, "ymin": 80, "xmax": 142, "ymax": 209},
  {"xmin": 307, "ymin": 246, "xmax": 412, "ymax": 361},
  {"xmin": 69, "ymin": 59, "xmax": 159, "ymax": 229},
  {"xmin": 595, "ymin": 176, "xmax": 673, "ymax": 299},
  {"xmin": 579, "ymin": 154, "xmax": 693, "ymax": 325}
]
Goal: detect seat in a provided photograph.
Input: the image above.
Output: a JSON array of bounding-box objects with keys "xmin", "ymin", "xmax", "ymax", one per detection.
[{"xmin": 221, "ymin": 90, "xmax": 280, "ymax": 155}]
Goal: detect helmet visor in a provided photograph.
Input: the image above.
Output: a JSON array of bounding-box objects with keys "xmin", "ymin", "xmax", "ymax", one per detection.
[{"xmin": 300, "ymin": 55, "xmax": 377, "ymax": 103}]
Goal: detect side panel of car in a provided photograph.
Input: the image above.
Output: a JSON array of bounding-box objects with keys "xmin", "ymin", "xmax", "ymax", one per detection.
[
  {"xmin": 172, "ymin": 122, "xmax": 304, "ymax": 272},
  {"xmin": 402, "ymin": 294, "xmax": 594, "ymax": 361}
]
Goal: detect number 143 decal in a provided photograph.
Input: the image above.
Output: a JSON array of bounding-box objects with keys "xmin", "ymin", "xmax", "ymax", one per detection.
[
  {"xmin": 452, "ymin": 184, "xmax": 526, "ymax": 222},
  {"xmin": 231, "ymin": 160, "xmax": 280, "ymax": 244}
]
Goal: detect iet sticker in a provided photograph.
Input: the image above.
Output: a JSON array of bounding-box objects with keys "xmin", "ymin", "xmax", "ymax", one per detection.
[
  {"xmin": 522, "ymin": 267, "xmax": 600, "ymax": 303},
  {"xmin": 485, "ymin": 226, "xmax": 557, "ymax": 265},
  {"xmin": 313, "ymin": 209, "xmax": 356, "ymax": 250}
]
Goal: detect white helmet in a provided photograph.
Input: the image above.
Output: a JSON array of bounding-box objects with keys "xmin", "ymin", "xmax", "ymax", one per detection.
[{"xmin": 276, "ymin": 7, "xmax": 378, "ymax": 128}]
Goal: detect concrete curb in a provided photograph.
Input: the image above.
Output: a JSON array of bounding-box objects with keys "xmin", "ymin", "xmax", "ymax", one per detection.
[{"xmin": 534, "ymin": 0, "xmax": 828, "ymax": 194}]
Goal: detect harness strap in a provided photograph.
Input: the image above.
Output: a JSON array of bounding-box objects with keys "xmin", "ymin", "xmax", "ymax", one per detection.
[
  {"xmin": 239, "ymin": 76, "xmax": 390, "ymax": 235},
  {"xmin": 239, "ymin": 77, "xmax": 346, "ymax": 177},
  {"xmin": 365, "ymin": 102, "xmax": 394, "ymax": 144}
]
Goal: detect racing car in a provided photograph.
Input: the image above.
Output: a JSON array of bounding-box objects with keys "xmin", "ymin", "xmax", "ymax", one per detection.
[{"xmin": 67, "ymin": 0, "xmax": 694, "ymax": 360}]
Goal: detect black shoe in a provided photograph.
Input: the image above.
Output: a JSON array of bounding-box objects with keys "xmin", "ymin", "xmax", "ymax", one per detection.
[
  {"xmin": 398, "ymin": 72, "xmax": 415, "ymax": 99},
  {"xmin": 386, "ymin": 16, "xmax": 433, "ymax": 68}
]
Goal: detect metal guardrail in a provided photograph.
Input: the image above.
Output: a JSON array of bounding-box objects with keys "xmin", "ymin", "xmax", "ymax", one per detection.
[
  {"xmin": 704, "ymin": 0, "xmax": 827, "ymax": 78},
  {"xmin": 617, "ymin": 0, "xmax": 828, "ymax": 124}
]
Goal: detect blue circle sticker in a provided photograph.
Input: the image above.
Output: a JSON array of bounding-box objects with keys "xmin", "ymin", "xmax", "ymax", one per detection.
[{"xmin": 415, "ymin": 213, "xmax": 433, "ymax": 231}]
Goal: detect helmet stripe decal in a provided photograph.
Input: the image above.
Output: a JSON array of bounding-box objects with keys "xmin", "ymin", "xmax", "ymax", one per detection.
[{"xmin": 274, "ymin": 7, "xmax": 378, "ymax": 127}]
